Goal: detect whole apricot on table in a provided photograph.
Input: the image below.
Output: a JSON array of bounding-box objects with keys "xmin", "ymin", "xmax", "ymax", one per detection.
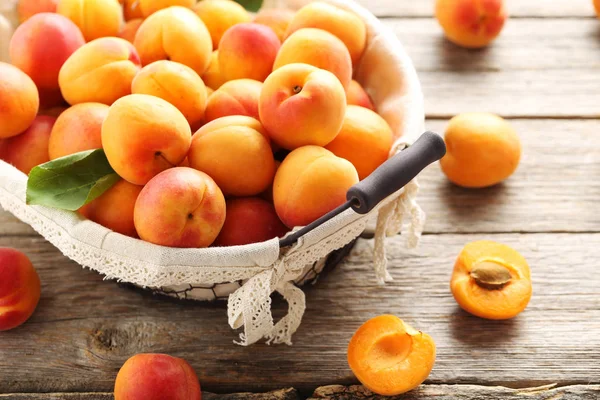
[
  {"xmin": 326, "ymin": 105, "xmax": 393, "ymax": 180},
  {"xmin": 134, "ymin": 167, "xmax": 226, "ymax": 248},
  {"xmin": 9, "ymin": 13, "xmax": 85, "ymax": 90},
  {"xmin": 202, "ymin": 50, "xmax": 225, "ymax": 90},
  {"xmin": 80, "ymin": 179, "xmax": 143, "ymax": 238},
  {"xmin": 346, "ymin": 80, "xmax": 374, "ymax": 111},
  {"xmin": 123, "ymin": 0, "xmax": 144, "ymax": 20},
  {"xmin": 139, "ymin": 0, "xmax": 196, "ymax": 18},
  {"xmin": 440, "ymin": 112, "xmax": 521, "ymax": 188},
  {"xmin": 189, "ymin": 118, "xmax": 276, "ymax": 196},
  {"xmin": 204, "ymin": 79, "xmax": 262, "ymax": 122},
  {"xmin": 132, "ymin": 60, "xmax": 207, "ymax": 129},
  {"xmin": 134, "ymin": 6, "xmax": 213, "ymax": 76},
  {"xmin": 17, "ymin": 0, "xmax": 58, "ymax": 23},
  {"xmin": 48, "ymin": 103, "xmax": 108, "ymax": 160},
  {"xmin": 59, "ymin": 37, "xmax": 142, "ymax": 106},
  {"xmin": 193, "ymin": 0, "xmax": 251, "ymax": 49},
  {"xmin": 286, "ymin": 2, "xmax": 366, "ymax": 65},
  {"xmin": 114, "ymin": 353, "xmax": 201, "ymax": 400},
  {"xmin": 119, "ymin": 19, "xmax": 144, "ymax": 43},
  {"xmin": 102, "ymin": 94, "xmax": 191, "ymax": 185},
  {"xmin": 213, "ymin": 197, "xmax": 289, "ymax": 247},
  {"xmin": 57, "ymin": 0, "xmax": 122, "ymax": 41},
  {"xmin": 253, "ymin": 8, "xmax": 295, "ymax": 42},
  {"xmin": 0, "ymin": 62, "xmax": 39, "ymax": 139},
  {"xmin": 218, "ymin": 22, "xmax": 280, "ymax": 82},
  {"xmin": 274, "ymin": 28, "xmax": 352, "ymax": 89},
  {"xmin": 0, "ymin": 116, "xmax": 56, "ymax": 175},
  {"xmin": 259, "ymin": 63, "xmax": 346, "ymax": 150},
  {"xmin": 348, "ymin": 315, "xmax": 436, "ymax": 396},
  {"xmin": 435, "ymin": 0, "xmax": 507, "ymax": 48},
  {"xmin": 274, "ymin": 146, "xmax": 358, "ymax": 228},
  {"xmin": 451, "ymin": 240, "xmax": 532, "ymax": 320},
  {"xmin": 0, "ymin": 248, "xmax": 41, "ymax": 331}
]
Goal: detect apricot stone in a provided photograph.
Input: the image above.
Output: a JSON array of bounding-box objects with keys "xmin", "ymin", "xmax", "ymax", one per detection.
[
  {"xmin": 102, "ymin": 94, "xmax": 191, "ymax": 185},
  {"xmin": 0, "ymin": 62, "xmax": 39, "ymax": 139},
  {"xmin": 132, "ymin": 60, "xmax": 207, "ymax": 128},
  {"xmin": 114, "ymin": 353, "xmax": 201, "ymax": 400},
  {"xmin": 0, "ymin": 248, "xmax": 41, "ymax": 331},
  {"xmin": 57, "ymin": 0, "xmax": 122, "ymax": 41},
  {"xmin": 48, "ymin": 103, "xmax": 108, "ymax": 160},
  {"xmin": 326, "ymin": 105, "xmax": 393, "ymax": 180},
  {"xmin": 134, "ymin": 168, "xmax": 226, "ymax": 248},
  {"xmin": 253, "ymin": 8, "xmax": 295, "ymax": 42},
  {"xmin": 193, "ymin": 0, "xmax": 251, "ymax": 48},
  {"xmin": 346, "ymin": 80, "xmax": 374, "ymax": 110},
  {"xmin": 0, "ymin": 116, "xmax": 56, "ymax": 175},
  {"xmin": 274, "ymin": 146, "xmax": 358, "ymax": 228},
  {"xmin": 139, "ymin": 0, "xmax": 196, "ymax": 18},
  {"xmin": 204, "ymin": 79, "xmax": 262, "ymax": 122},
  {"xmin": 59, "ymin": 37, "xmax": 142, "ymax": 105}
]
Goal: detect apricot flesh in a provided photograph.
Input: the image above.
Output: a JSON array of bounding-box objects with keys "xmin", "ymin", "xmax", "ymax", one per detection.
[
  {"xmin": 348, "ymin": 315, "xmax": 436, "ymax": 396},
  {"xmin": 451, "ymin": 240, "xmax": 532, "ymax": 320}
]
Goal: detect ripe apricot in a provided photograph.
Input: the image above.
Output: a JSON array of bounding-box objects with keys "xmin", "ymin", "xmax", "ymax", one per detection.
[
  {"xmin": 0, "ymin": 62, "xmax": 39, "ymax": 139},
  {"xmin": 253, "ymin": 9, "xmax": 295, "ymax": 42},
  {"xmin": 346, "ymin": 80, "xmax": 374, "ymax": 110},
  {"xmin": 17, "ymin": 0, "xmax": 58, "ymax": 23},
  {"xmin": 202, "ymin": 50, "xmax": 225, "ymax": 90},
  {"xmin": 139, "ymin": 0, "xmax": 196, "ymax": 18},
  {"xmin": 347, "ymin": 315, "xmax": 436, "ymax": 396},
  {"xmin": 193, "ymin": 0, "xmax": 251, "ymax": 49},
  {"xmin": 596, "ymin": 0, "xmax": 600, "ymax": 18},
  {"xmin": 57, "ymin": 0, "xmax": 122, "ymax": 41},
  {"xmin": 123, "ymin": 0, "xmax": 144, "ymax": 20},
  {"xmin": 440, "ymin": 113, "xmax": 521, "ymax": 188},
  {"xmin": 451, "ymin": 240, "xmax": 532, "ymax": 320},
  {"xmin": 204, "ymin": 79, "xmax": 262, "ymax": 122},
  {"xmin": 119, "ymin": 19, "xmax": 144, "ymax": 43},
  {"xmin": 0, "ymin": 116, "xmax": 56, "ymax": 175}
]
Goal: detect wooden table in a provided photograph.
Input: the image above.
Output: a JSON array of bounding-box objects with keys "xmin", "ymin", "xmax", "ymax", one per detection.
[{"xmin": 2, "ymin": 1, "xmax": 600, "ymax": 399}]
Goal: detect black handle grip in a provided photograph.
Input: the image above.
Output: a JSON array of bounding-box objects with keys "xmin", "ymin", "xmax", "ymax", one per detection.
[{"xmin": 346, "ymin": 131, "xmax": 446, "ymax": 214}]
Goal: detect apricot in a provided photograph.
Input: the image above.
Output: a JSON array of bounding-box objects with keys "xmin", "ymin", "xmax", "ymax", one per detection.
[
  {"xmin": 48, "ymin": 103, "xmax": 108, "ymax": 160},
  {"xmin": 123, "ymin": 0, "xmax": 144, "ymax": 20},
  {"xmin": 193, "ymin": 0, "xmax": 251, "ymax": 48},
  {"xmin": 261, "ymin": 160, "xmax": 280, "ymax": 203},
  {"xmin": 17, "ymin": 0, "xmax": 59, "ymax": 22},
  {"xmin": 253, "ymin": 9, "xmax": 294, "ymax": 42},
  {"xmin": 134, "ymin": 167, "xmax": 225, "ymax": 248},
  {"xmin": 440, "ymin": 112, "xmax": 521, "ymax": 188},
  {"xmin": 435, "ymin": 0, "xmax": 507, "ymax": 48},
  {"xmin": 0, "ymin": 248, "xmax": 41, "ymax": 331},
  {"xmin": 119, "ymin": 19, "xmax": 144, "ymax": 43},
  {"xmin": 0, "ymin": 116, "xmax": 55, "ymax": 175},
  {"xmin": 39, "ymin": 106, "xmax": 69, "ymax": 118},
  {"xmin": 189, "ymin": 120, "xmax": 275, "ymax": 196},
  {"xmin": 218, "ymin": 23, "xmax": 280, "ymax": 82},
  {"xmin": 114, "ymin": 353, "xmax": 201, "ymax": 400},
  {"xmin": 102, "ymin": 94, "xmax": 191, "ymax": 185},
  {"xmin": 213, "ymin": 197, "xmax": 288, "ymax": 247},
  {"xmin": 596, "ymin": 0, "xmax": 600, "ymax": 18},
  {"xmin": 132, "ymin": 60, "xmax": 207, "ymax": 128},
  {"xmin": 259, "ymin": 63, "xmax": 346, "ymax": 150},
  {"xmin": 451, "ymin": 241, "xmax": 532, "ymax": 320},
  {"xmin": 59, "ymin": 37, "xmax": 142, "ymax": 106},
  {"xmin": 201, "ymin": 50, "xmax": 224, "ymax": 90},
  {"xmin": 196, "ymin": 115, "xmax": 268, "ymax": 139},
  {"xmin": 139, "ymin": 0, "xmax": 196, "ymax": 17},
  {"xmin": 274, "ymin": 28, "xmax": 352, "ymax": 89},
  {"xmin": 204, "ymin": 79, "xmax": 261, "ymax": 122},
  {"xmin": 38, "ymin": 87, "xmax": 68, "ymax": 109},
  {"xmin": 286, "ymin": 2, "xmax": 366, "ymax": 65},
  {"xmin": 9, "ymin": 13, "xmax": 85, "ymax": 90},
  {"xmin": 79, "ymin": 180, "xmax": 142, "ymax": 237},
  {"xmin": 57, "ymin": 0, "xmax": 122, "ymax": 41},
  {"xmin": 0, "ymin": 62, "xmax": 39, "ymax": 139},
  {"xmin": 134, "ymin": 6, "xmax": 212, "ymax": 76},
  {"xmin": 274, "ymin": 146, "xmax": 358, "ymax": 228},
  {"xmin": 325, "ymin": 105, "xmax": 392, "ymax": 180},
  {"xmin": 347, "ymin": 315, "xmax": 436, "ymax": 396},
  {"xmin": 346, "ymin": 80, "xmax": 374, "ymax": 111}
]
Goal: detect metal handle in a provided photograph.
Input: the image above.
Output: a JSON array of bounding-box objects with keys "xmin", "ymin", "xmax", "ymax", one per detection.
[{"xmin": 279, "ymin": 131, "xmax": 446, "ymax": 248}]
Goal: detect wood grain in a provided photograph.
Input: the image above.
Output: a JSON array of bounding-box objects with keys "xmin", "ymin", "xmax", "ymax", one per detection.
[
  {"xmin": 0, "ymin": 388, "xmax": 299, "ymax": 399},
  {"xmin": 0, "ymin": 233, "xmax": 598, "ymax": 393}
]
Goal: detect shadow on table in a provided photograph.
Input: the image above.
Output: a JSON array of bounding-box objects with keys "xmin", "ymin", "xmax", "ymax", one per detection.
[{"xmin": 449, "ymin": 307, "xmax": 522, "ymax": 346}]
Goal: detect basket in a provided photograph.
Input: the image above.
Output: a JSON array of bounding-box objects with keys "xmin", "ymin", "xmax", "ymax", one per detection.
[{"xmin": 0, "ymin": 0, "xmax": 445, "ymax": 345}]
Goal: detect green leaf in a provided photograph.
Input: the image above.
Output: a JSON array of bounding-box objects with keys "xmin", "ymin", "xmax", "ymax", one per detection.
[
  {"xmin": 234, "ymin": 0, "xmax": 263, "ymax": 12},
  {"xmin": 26, "ymin": 149, "xmax": 120, "ymax": 211}
]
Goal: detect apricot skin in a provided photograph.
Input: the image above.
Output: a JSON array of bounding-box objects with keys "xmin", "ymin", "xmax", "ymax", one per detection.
[
  {"xmin": 346, "ymin": 80, "xmax": 374, "ymax": 111},
  {"xmin": 0, "ymin": 62, "xmax": 40, "ymax": 139},
  {"xmin": 119, "ymin": 19, "xmax": 144, "ymax": 44},
  {"xmin": 451, "ymin": 240, "xmax": 532, "ymax": 320},
  {"xmin": 0, "ymin": 248, "xmax": 41, "ymax": 332},
  {"xmin": 57, "ymin": 0, "xmax": 122, "ymax": 41},
  {"xmin": 204, "ymin": 79, "xmax": 262, "ymax": 122},
  {"xmin": 596, "ymin": 0, "xmax": 600, "ymax": 18},
  {"xmin": 440, "ymin": 113, "xmax": 521, "ymax": 188},
  {"xmin": 17, "ymin": 0, "xmax": 58, "ymax": 22},
  {"xmin": 139, "ymin": 0, "xmax": 196, "ymax": 18},
  {"xmin": 193, "ymin": 0, "xmax": 251, "ymax": 49},
  {"xmin": 347, "ymin": 315, "xmax": 436, "ymax": 396},
  {"xmin": 202, "ymin": 50, "xmax": 225, "ymax": 90},
  {"xmin": 0, "ymin": 116, "xmax": 56, "ymax": 175},
  {"xmin": 253, "ymin": 9, "xmax": 295, "ymax": 42}
]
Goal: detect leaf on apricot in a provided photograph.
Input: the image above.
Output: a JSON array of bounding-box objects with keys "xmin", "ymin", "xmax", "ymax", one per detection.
[
  {"xmin": 26, "ymin": 149, "xmax": 120, "ymax": 211},
  {"xmin": 234, "ymin": 0, "xmax": 263, "ymax": 12}
]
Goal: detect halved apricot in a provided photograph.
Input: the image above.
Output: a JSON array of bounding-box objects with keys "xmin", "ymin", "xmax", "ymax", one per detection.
[
  {"xmin": 347, "ymin": 315, "xmax": 436, "ymax": 396},
  {"xmin": 451, "ymin": 240, "xmax": 532, "ymax": 320}
]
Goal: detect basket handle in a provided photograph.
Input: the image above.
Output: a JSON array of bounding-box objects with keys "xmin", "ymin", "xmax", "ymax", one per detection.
[{"xmin": 279, "ymin": 131, "xmax": 446, "ymax": 248}]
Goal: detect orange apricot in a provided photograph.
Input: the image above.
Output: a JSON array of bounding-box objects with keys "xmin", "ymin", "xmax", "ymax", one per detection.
[
  {"xmin": 346, "ymin": 80, "xmax": 374, "ymax": 110},
  {"xmin": 119, "ymin": 19, "xmax": 144, "ymax": 43},
  {"xmin": 193, "ymin": 0, "xmax": 251, "ymax": 49},
  {"xmin": 253, "ymin": 9, "xmax": 294, "ymax": 42},
  {"xmin": 451, "ymin": 240, "xmax": 532, "ymax": 320},
  {"xmin": 440, "ymin": 113, "xmax": 520, "ymax": 188},
  {"xmin": 204, "ymin": 79, "xmax": 262, "ymax": 122},
  {"xmin": 17, "ymin": 0, "xmax": 59, "ymax": 23},
  {"xmin": 0, "ymin": 62, "xmax": 39, "ymax": 139},
  {"xmin": 139, "ymin": 0, "xmax": 196, "ymax": 18},
  {"xmin": 596, "ymin": 0, "xmax": 600, "ymax": 17},
  {"xmin": 202, "ymin": 50, "xmax": 225, "ymax": 90},
  {"xmin": 347, "ymin": 315, "xmax": 436, "ymax": 396},
  {"xmin": 123, "ymin": 0, "xmax": 144, "ymax": 20},
  {"xmin": 57, "ymin": 0, "xmax": 123, "ymax": 42},
  {"xmin": 0, "ymin": 116, "xmax": 56, "ymax": 175}
]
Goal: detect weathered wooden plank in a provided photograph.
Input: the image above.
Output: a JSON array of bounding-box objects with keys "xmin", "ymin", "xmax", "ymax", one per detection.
[
  {"xmin": 0, "ymin": 233, "xmax": 598, "ymax": 393},
  {"xmin": 310, "ymin": 384, "xmax": 600, "ymax": 399},
  {"xmin": 353, "ymin": 0, "xmax": 596, "ymax": 18},
  {"xmin": 0, "ymin": 389, "xmax": 299, "ymax": 399}
]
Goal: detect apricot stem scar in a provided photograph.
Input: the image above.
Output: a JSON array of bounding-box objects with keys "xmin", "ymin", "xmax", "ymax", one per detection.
[
  {"xmin": 292, "ymin": 85, "xmax": 302, "ymax": 94},
  {"xmin": 470, "ymin": 261, "xmax": 512, "ymax": 290}
]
